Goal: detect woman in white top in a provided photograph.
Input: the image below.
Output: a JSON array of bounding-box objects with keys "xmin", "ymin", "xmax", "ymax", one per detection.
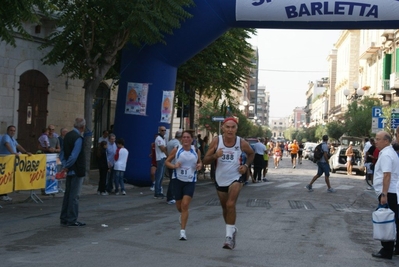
[{"xmin": 165, "ymin": 131, "xmax": 202, "ymax": 241}]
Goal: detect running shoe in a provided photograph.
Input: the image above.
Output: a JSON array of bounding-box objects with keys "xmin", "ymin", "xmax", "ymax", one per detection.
[
  {"xmin": 180, "ymin": 230, "xmax": 187, "ymax": 241},
  {"xmin": 327, "ymin": 188, "xmax": 336, "ymax": 193},
  {"xmin": 101, "ymin": 192, "xmax": 109, "ymax": 196},
  {"xmin": 122, "ymin": 191, "xmax": 126, "ymax": 195},
  {"xmin": 305, "ymin": 184, "xmax": 313, "ymax": 192},
  {"xmin": 223, "ymin": 227, "xmax": 237, "ymax": 249},
  {"xmin": 150, "ymin": 184, "xmax": 155, "ymax": 191},
  {"xmin": 167, "ymin": 199, "xmax": 176, "ymax": 204}
]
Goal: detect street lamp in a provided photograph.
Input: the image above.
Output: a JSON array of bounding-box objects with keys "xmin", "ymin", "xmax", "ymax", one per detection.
[{"xmin": 343, "ymin": 82, "xmax": 364, "ymax": 101}]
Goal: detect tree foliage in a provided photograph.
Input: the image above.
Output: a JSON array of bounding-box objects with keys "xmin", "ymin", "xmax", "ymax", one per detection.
[
  {"xmin": 197, "ymin": 102, "xmax": 269, "ymax": 138},
  {"xmin": 343, "ymin": 97, "xmax": 381, "ymax": 137},
  {"xmin": 176, "ymin": 28, "xmax": 256, "ymax": 111},
  {"xmin": 0, "ymin": 0, "xmax": 51, "ymax": 46},
  {"xmin": 326, "ymin": 121, "xmax": 345, "ymax": 141}
]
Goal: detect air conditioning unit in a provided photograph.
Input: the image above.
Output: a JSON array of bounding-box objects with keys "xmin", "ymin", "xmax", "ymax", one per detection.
[{"xmin": 390, "ymin": 73, "xmax": 399, "ymax": 89}]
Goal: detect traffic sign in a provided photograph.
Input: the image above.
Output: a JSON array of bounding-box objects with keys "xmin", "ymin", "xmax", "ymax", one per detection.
[
  {"xmin": 372, "ymin": 106, "xmax": 383, "ymax": 118},
  {"xmin": 212, "ymin": 116, "xmax": 225, "ymax": 122},
  {"xmin": 371, "ymin": 117, "xmax": 386, "ymax": 133},
  {"xmin": 391, "ymin": 118, "xmax": 399, "ymax": 128}
]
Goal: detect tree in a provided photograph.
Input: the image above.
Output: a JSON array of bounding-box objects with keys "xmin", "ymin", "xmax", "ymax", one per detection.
[
  {"xmin": 176, "ymin": 28, "xmax": 256, "ymax": 117},
  {"xmin": 343, "ymin": 97, "xmax": 381, "ymax": 137},
  {"xmin": 326, "ymin": 121, "xmax": 346, "ymax": 141},
  {"xmin": 0, "ymin": 0, "xmax": 50, "ymax": 46},
  {"xmin": 40, "ymin": 0, "xmax": 194, "ymax": 178}
]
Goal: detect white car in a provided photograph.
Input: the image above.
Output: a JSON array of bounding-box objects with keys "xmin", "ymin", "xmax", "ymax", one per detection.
[
  {"xmin": 329, "ymin": 135, "xmax": 365, "ymax": 175},
  {"xmin": 303, "ymin": 142, "xmax": 317, "ymax": 159}
]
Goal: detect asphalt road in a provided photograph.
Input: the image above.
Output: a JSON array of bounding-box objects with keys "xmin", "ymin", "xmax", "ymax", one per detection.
[{"xmin": 1, "ymin": 156, "xmax": 397, "ymax": 267}]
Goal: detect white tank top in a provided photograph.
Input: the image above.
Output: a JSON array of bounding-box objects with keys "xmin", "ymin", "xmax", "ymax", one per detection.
[
  {"xmin": 172, "ymin": 145, "xmax": 198, "ymax": 182},
  {"xmin": 215, "ymin": 135, "xmax": 243, "ymax": 186}
]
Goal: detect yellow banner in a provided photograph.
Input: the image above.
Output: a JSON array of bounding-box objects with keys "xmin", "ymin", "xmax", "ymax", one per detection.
[
  {"xmin": 14, "ymin": 154, "xmax": 46, "ymax": 191},
  {"xmin": 0, "ymin": 155, "xmax": 15, "ymax": 195}
]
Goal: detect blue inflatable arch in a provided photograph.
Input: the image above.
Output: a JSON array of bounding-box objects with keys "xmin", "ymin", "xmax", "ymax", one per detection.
[{"xmin": 114, "ymin": 0, "xmax": 399, "ymax": 185}]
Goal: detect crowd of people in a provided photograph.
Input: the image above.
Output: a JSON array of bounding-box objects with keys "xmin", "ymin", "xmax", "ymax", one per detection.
[{"xmin": 3, "ymin": 118, "xmax": 399, "ymax": 256}]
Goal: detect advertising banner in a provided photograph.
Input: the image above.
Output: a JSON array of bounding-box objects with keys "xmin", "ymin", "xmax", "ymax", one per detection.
[
  {"xmin": 0, "ymin": 155, "xmax": 15, "ymax": 195},
  {"xmin": 160, "ymin": 91, "xmax": 174, "ymax": 123},
  {"xmin": 14, "ymin": 154, "xmax": 46, "ymax": 191},
  {"xmin": 45, "ymin": 154, "xmax": 59, "ymax": 194},
  {"xmin": 125, "ymin": 82, "xmax": 149, "ymax": 115}
]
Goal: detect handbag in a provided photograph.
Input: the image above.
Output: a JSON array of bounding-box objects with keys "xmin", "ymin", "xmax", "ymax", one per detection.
[{"xmin": 372, "ymin": 204, "xmax": 397, "ymax": 241}]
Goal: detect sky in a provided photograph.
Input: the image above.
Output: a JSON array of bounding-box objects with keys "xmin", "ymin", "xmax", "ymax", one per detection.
[{"xmin": 249, "ymin": 29, "xmax": 342, "ymax": 120}]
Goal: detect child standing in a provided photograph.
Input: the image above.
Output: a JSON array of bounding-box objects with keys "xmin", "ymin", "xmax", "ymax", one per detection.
[
  {"xmin": 114, "ymin": 138, "xmax": 129, "ymax": 195},
  {"xmin": 97, "ymin": 141, "xmax": 109, "ymax": 195}
]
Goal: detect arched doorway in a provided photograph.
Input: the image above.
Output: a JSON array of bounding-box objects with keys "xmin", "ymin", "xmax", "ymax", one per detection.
[
  {"xmin": 17, "ymin": 70, "xmax": 49, "ymax": 153},
  {"xmin": 91, "ymin": 82, "xmax": 111, "ymax": 168}
]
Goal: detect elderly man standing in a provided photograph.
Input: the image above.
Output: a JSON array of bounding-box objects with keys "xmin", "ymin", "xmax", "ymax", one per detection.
[
  {"xmin": 60, "ymin": 118, "xmax": 87, "ymax": 227},
  {"xmin": 371, "ymin": 131, "xmax": 399, "ymax": 259}
]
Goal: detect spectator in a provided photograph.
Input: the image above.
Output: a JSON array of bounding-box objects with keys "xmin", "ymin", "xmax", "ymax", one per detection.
[
  {"xmin": 203, "ymin": 117, "xmax": 254, "ymax": 250},
  {"xmin": 106, "ymin": 133, "xmax": 117, "ymax": 193},
  {"xmin": 38, "ymin": 128, "xmax": 50, "ymax": 152},
  {"xmin": 46, "ymin": 125, "xmax": 61, "ymax": 153},
  {"xmin": 113, "ymin": 138, "xmax": 129, "ymax": 195},
  {"xmin": 0, "ymin": 125, "xmax": 32, "ymax": 202},
  {"xmin": 371, "ymin": 131, "xmax": 399, "ymax": 259},
  {"xmin": 59, "ymin": 118, "xmax": 87, "ymax": 227},
  {"xmin": 154, "ymin": 126, "xmax": 168, "ymax": 199},
  {"xmin": 58, "ymin": 128, "xmax": 68, "ymax": 150},
  {"xmin": 149, "ymin": 134, "xmax": 158, "ymax": 191},
  {"xmin": 98, "ymin": 130, "xmax": 109, "ymax": 143},
  {"xmin": 97, "ymin": 141, "xmax": 108, "ymax": 195},
  {"xmin": 165, "ymin": 130, "xmax": 202, "ymax": 240}
]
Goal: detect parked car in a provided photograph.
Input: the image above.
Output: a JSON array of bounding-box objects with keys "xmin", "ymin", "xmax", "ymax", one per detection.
[
  {"xmin": 303, "ymin": 142, "xmax": 317, "ymax": 159},
  {"xmin": 308, "ymin": 147, "xmax": 316, "ymax": 162},
  {"xmin": 329, "ymin": 135, "xmax": 365, "ymax": 175}
]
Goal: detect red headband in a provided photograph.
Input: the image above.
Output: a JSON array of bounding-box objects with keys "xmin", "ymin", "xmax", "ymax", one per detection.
[{"xmin": 223, "ymin": 117, "xmax": 238, "ymax": 125}]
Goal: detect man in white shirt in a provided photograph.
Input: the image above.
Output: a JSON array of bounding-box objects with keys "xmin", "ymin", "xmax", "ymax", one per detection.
[
  {"xmin": 371, "ymin": 131, "xmax": 399, "ymax": 259},
  {"xmin": 154, "ymin": 126, "xmax": 168, "ymax": 198}
]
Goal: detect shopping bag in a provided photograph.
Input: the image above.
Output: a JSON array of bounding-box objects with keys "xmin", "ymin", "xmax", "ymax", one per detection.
[{"xmin": 372, "ymin": 205, "xmax": 396, "ymax": 241}]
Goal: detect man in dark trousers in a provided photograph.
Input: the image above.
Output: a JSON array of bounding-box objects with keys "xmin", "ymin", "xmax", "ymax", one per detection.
[{"xmin": 59, "ymin": 118, "xmax": 87, "ymax": 227}]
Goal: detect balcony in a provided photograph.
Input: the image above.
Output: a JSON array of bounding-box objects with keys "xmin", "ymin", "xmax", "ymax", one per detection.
[
  {"xmin": 379, "ymin": 80, "xmax": 394, "ymax": 102},
  {"xmin": 390, "ymin": 72, "xmax": 399, "ymax": 90},
  {"xmin": 359, "ymin": 42, "xmax": 380, "ymax": 60}
]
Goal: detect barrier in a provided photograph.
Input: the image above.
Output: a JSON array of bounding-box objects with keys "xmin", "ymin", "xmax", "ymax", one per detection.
[{"xmin": 0, "ymin": 154, "xmax": 54, "ymax": 204}]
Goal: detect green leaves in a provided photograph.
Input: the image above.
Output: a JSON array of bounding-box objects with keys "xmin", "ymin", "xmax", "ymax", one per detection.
[
  {"xmin": 40, "ymin": 0, "xmax": 194, "ymax": 82},
  {"xmin": 176, "ymin": 28, "xmax": 256, "ymax": 109},
  {"xmin": 0, "ymin": 0, "xmax": 50, "ymax": 46}
]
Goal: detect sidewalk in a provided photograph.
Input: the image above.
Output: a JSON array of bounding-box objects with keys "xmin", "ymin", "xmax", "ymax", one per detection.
[{"xmin": 0, "ymin": 169, "xmax": 213, "ymax": 207}]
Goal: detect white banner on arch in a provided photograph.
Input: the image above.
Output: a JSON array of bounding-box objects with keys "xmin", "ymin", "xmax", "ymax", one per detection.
[{"xmin": 236, "ymin": 0, "xmax": 399, "ymax": 21}]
